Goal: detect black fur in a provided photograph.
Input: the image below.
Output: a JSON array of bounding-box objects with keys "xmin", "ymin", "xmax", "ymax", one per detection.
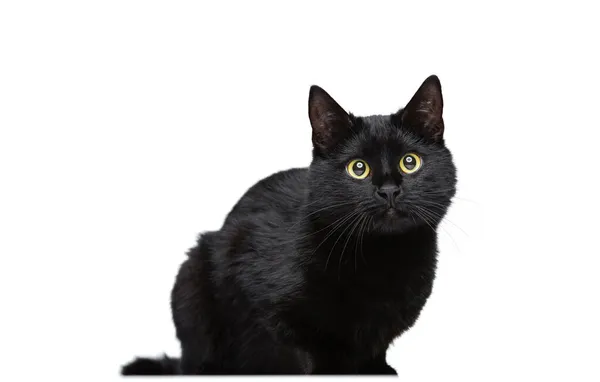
[
  {"xmin": 121, "ymin": 355, "xmax": 179, "ymax": 375},
  {"xmin": 121, "ymin": 75, "xmax": 457, "ymax": 375}
]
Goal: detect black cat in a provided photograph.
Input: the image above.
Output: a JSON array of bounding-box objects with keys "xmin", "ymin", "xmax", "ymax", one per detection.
[{"xmin": 121, "ymin": 75, "xmax": 457, "ymax": 375}]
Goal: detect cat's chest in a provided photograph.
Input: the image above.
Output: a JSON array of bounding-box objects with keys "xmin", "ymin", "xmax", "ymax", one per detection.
[
  {"xmin": 320, "ymin": 271, "xmax": 432, "ymax": 322},
  {"xmin": 296, "ymin": 263, "xmax": 434, "ymax": 347},
  {"xmin": 309, "ymin": 243, "xmax": 436, "ymax": 311},
  {"xmin": 283, "ymin": 232, "xmax": 437, "ymax": 351}
]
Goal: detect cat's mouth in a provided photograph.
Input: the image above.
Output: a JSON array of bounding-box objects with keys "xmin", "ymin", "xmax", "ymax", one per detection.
[
  {"xmin": 380, "ymin": 206, "xmax": 408, "ymax": 220},
  {"xmin": 369, "ymin": 206, "xmax": 415, "ymax": 233},
  {"xmin": 385, "ymin": 207, "xmax": 398, "ymax": 216}
]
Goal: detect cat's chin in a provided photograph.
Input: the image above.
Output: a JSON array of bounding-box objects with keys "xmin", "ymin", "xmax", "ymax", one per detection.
[{"xmin": 370, "ymin": 208, "xmax": 417, "ymax": 234}]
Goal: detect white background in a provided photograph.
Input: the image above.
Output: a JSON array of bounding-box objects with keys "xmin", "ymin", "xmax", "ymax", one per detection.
[{"xmin": 1, "ymin": 1, "xmax": 599, "ymax": 381}]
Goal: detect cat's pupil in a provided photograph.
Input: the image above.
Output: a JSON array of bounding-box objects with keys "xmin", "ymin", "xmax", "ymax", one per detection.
[
  {"xmin": 353, "ymin": 161, "xmax": 365, "ymax": 176},
  {"xmin": 403, "ymin": 156, "xmax": 415, "ymax": 170}
]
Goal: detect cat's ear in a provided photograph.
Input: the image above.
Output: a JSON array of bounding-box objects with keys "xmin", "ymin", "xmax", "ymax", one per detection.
[
  {"xmin": 396, "ymin": 75, "xmax": 444, "ymax": 142},
  {"xmin": 308, "ymin": 85, "xmax": 353, "ymax": 154}
]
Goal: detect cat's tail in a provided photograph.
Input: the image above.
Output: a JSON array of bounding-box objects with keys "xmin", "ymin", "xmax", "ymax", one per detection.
[{"xmin": 121, "ymin": 354, "xmax": 180, "ymax": 375}]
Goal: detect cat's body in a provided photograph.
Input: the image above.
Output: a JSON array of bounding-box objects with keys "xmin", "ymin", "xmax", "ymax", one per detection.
[{"xmin": 122, "ymin": 76, "xmax": 456, "ymax": 375}]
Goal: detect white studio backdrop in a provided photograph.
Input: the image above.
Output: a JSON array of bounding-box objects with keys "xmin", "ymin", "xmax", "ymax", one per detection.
[{"xmin": 0, "ymin": 1, "xmax": 599, "ymax": 381}]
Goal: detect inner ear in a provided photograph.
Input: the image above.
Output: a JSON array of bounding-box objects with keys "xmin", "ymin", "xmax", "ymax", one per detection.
[
  {"xmin": 308, "ymin": 85, "xmax": 353, "ymax": 154},
  {"xmin": 396, "ymin": 75, "xmax": 444, "ymax": 142}
]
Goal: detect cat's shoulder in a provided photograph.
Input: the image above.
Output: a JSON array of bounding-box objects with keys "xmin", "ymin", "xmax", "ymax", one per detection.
[
  {"xmin": 242, "ymin": 167, "xmax": 308, "ymax": 201},
  {"xmin": 223, "ymin": 167, "xmax": 308, "ymax": 223},
  {"xmin": 256, "ymin": 167, "xmax": 308, "ymax": 188}
]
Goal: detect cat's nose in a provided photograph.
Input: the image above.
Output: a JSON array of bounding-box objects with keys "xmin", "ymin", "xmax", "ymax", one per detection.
[{"xmin": 375, "ymin": 185, "xmax": 401, "ymax": 206}]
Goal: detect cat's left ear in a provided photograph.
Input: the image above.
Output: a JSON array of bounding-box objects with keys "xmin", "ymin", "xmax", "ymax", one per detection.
[
  {"xmin": 308, "ymin": 85, "xmax": 353, "ymax": 155},
  {"xmin": 395, "ymin": 75, "xmax": 444, "ymax": 142}
]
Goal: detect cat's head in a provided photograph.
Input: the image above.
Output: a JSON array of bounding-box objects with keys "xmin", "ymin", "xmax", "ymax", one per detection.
[{"xmin": 306, "ymin": 75, "xmax": 456, "ymax": 234}]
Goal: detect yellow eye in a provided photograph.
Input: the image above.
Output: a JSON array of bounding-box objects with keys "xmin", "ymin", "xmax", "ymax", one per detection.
[
  {"xmin": 346, "ymin": 159, "xmax": 370, "ymax": 179},
  {"xmin": 399, "ymin": 153, "xmax": 422, "ymax": 174}
]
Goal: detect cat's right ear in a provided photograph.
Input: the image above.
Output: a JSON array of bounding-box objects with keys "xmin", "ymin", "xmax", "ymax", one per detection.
[
  {"xmin": 308, "ymin": 85, "xmax": 353, "ymax": 155},
  {"xmin": 394, "ymin": 75, "xmax": 444, "ymax": 142}
]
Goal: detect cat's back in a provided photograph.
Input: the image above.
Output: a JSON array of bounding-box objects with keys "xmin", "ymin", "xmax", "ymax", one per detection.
[{"xmin": 223, "ymin": 167, "xmax": 308, "ymax": 225}]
